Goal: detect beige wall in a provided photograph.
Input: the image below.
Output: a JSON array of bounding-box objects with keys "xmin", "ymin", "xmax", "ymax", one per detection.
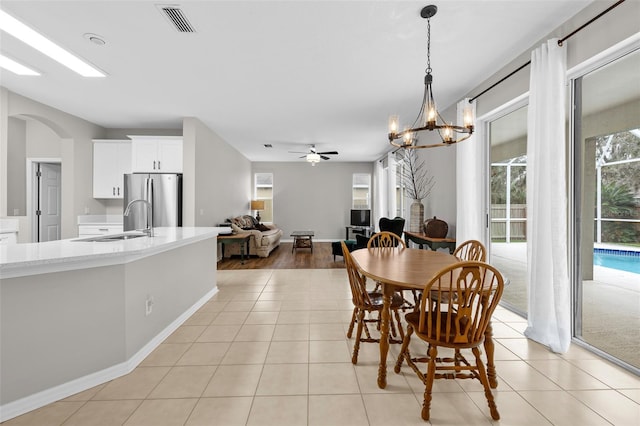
[
  {"xmin": 252, "ymin": 161, "xmax": 374, "ymax": 240},
  {"xmin": 104, "ymin": 128, "xmax": 182, "ymax": 139},
  {"xmin": 6, "ymin": 117, "xmax": 26, "ymax": 215},
  {"xmin": 420, "ymin": 144, "xmax": 457, "ymax": 234},
  {"xmin": 183, "ymin": 117, "xmax": 252, "ymax": 227}
]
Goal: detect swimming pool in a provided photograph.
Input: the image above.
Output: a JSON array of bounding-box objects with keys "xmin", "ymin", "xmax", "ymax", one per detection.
[{"xmin": 594, "ymin": 249, "xmax": 640, "ymax": 274}]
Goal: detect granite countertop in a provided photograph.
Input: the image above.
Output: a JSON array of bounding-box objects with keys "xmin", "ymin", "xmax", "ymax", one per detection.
[{"xmin": 1, "ymin": 227, "xmax": 226, "ymax": 279}]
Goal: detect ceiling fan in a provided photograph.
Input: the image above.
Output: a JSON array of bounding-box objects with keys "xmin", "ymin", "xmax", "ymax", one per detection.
[{"xmin": 289, "ymin": 145, "xmax": 339, "ymax": 165}]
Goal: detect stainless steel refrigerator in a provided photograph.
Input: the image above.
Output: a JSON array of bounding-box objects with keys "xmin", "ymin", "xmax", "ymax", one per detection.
[{"xmin": 123, "ymin": 173, "xmax": 182, "ymax": 232}]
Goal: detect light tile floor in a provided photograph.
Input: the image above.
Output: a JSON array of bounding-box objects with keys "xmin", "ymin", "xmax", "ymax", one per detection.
[{"xmin": 3, "ymin": 269, "xmax": 639, "ymax": 425}]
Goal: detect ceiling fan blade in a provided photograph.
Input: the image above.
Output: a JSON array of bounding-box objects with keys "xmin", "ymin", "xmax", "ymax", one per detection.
[
  {"xmin": 299, "ymin": 155, "xmax": 306, "ymax": 159},
  {"xmin": 320, "ymin": 155, "xmax": 330, "ymax": 160},
  {"xmin": 288, "ymin": 150, "xmax": 309, "ymax": 154},
  {"xmin": 317, "ymin": 151, "xmax": 338, "ymax": 155}
]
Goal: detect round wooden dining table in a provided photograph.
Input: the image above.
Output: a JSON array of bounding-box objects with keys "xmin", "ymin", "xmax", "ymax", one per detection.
[{"xmin": 350, "ymin": 247, "xmax": 500, "ymax": 390}]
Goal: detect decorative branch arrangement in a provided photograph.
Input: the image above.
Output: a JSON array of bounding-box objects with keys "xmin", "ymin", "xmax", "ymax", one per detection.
[{"xmin": 402, "ymin": 149, "xmax": 435, "ymax": 201}]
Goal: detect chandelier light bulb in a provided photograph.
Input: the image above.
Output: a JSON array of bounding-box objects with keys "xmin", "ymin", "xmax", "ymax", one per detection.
[
  {"xmin": 464, "ymin": 107, "xmax": 474, "ymax": 128},
  {"xmin": 427, "ymin": 103, "xmax": 437, "ymax": 123},
  {"xmin": 443, "ymin": 125, "xmax": 453, "ymax": 143},
  {"xmin": 389, "ymin": 115, "xmax": 399, "ymax": 134},
  {"xmin": 403, "ymin": 126, "xmax": 414, "ymax": 146}
]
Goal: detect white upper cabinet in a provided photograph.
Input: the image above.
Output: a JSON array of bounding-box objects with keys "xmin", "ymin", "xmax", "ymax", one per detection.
[
  {"xmin": 93, "ymin": 140, "xmax": 132, "ymax": 199},
  {"xmin": 129, "ymin": 135, "xmax": 183, "ymax": 173}
]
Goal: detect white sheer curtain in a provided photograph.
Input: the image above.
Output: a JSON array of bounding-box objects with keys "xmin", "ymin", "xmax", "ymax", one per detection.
[
  {"xmin": 387, "ymin": 151, "xmax": 397, "ymax": 220},
  {"xmin": 455, "ymin": 98, "xmax": 485, "ymax": 244},
  {"xmin": 524, "ymin": 38, "xmax": 571, "ymax": 353},
  {"xmin": 373, "ymin": 159, "xmax": 385, "ymax": 230}
]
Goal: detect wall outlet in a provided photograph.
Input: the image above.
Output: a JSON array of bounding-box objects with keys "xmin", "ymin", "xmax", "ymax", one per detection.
[
  {"xmin": 84, "ymin": 206, "xmax": 90, "ymax": 214},
  {"xmin": 145, "ymin": 296, "xmax": 154, "ymax": 316},
  {"xmin": 13, "ymin": 209, "xmax": 19, "ymax": 215},
  {"xmin": 199, "ymin": 209, "xmax": 204, "ymax": 216}
]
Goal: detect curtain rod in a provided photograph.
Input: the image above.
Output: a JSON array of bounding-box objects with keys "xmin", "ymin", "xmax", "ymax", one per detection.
[{"xmin": 468, "ymin": 0, "xmax": 625, "ymax": 103}]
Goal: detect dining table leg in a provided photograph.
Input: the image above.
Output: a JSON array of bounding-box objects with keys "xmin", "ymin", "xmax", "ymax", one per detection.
[
  {"xmin": 484, "ymin": 321, "xmax": 498, "ymax": 388},
  {"xmin": 377, "ymin": 283, "xmax": 393, "ymax": 389}
]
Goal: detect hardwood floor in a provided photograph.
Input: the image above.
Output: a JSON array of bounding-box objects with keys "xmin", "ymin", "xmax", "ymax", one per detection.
[{"xmin": 217, "ymin": 242, "xmax": 346, "ymax": 270}]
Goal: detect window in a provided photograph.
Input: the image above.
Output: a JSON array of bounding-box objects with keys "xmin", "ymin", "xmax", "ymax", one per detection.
[
  {"xmin": 352, "ymin": 173, "xmax": 370, "ymax": 209},
  {"xmin": 254, "ymin": 173, "xmax": 273, "ymax": 223}
]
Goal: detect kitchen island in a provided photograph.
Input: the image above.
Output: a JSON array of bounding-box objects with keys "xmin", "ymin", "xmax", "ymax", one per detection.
[{"xmin": 0, "ymin": 227, "xmax": 227, "ymax": 422}]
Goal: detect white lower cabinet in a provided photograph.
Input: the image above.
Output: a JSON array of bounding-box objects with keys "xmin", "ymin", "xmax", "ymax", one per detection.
[
  {"xmin": 78, "ymin": 224, "xmax": 124, "ymax": 237},
  {"xmin": 0, "ymin": 232, "xmax": 17, "ymax": 245}
]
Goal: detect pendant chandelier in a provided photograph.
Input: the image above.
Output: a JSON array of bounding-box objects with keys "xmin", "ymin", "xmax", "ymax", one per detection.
[{"xmin": 388, "ymin": 5, "xmax": 474, "ymax": 149}]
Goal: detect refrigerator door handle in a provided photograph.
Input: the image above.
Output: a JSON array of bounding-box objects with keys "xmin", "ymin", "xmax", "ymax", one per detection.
[{"xmin": 148, "ymin": 177, "xmax": 154, "ymax": 231}]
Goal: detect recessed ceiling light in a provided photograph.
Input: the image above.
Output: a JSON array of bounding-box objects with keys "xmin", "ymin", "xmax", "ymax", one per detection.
[
  {"xmin": 83, "ymin": 33, "xmax": 106, "ymax": 46},
  {"xmin": 0, "ymin": 10, "xmax": 106, "ymax": 77},
  {"xmin": 0, "ymin": 53, "xmax": 40, "ymax": 75}
]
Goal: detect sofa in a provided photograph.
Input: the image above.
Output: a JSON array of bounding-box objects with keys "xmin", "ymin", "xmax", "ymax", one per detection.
[{"xmin": 224, "ymin": 215, "xmax": 283, "ymax": 258}]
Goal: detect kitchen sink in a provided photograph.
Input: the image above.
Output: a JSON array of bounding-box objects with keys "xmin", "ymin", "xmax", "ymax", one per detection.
[{"xmin": 73, "ymin": 232, "xmax": 148, "ymax": 242}]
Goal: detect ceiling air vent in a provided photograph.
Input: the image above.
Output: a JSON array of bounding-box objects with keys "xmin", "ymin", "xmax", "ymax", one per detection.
[{"xmin": 157, "ymin": 5, "xmax": 196, "ymax": 33}]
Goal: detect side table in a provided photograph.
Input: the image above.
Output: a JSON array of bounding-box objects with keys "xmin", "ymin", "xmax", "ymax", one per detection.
[
  {"xmin": 291, "ymin": 230, "xmax": 314, "ymax": 253},
  {"xmin": 404, "ymin": 230, "xmax": 456, "ymax": 254},
  {"xmin": 217, "ymin": 233, "xmax": 251, "ymax": 264}
]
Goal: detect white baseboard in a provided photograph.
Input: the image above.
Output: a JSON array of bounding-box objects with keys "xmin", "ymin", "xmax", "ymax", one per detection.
[{"xmin": 0, "ymin": 287, "xmax": 218, "ymax": 423}]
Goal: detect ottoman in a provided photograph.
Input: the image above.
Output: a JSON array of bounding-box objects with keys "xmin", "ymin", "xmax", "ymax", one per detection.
[{"xmin": 332, "ymin": 239, "xmax": 357, "ymax": 261}]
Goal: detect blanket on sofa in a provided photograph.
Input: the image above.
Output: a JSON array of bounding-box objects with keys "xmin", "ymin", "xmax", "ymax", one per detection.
[{"xmin": 228, "ymin": 215, "xmax": 270, "ymax": 232}]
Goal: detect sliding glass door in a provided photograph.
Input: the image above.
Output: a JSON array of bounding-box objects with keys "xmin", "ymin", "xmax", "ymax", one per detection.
[
  {"xmin": 572, "ymin": 47, "xmax": 640, "ymax": 371},
  {"xmin": 488, "ymin": 103, "xmax": 529, "ymax": 316}
]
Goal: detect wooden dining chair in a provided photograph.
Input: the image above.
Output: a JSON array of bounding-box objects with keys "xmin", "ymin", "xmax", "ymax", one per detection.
[
  {"xmin": 425, "ymin": 240, "xmax": 486, "ymax": 305},
  {"xmin": 394, "ymin": 261, "xmax": 504, "ymax": 421},
  {"xmin": 341, "ymin": 241, "xmax": 405, "ymax": 364},
  {"xmin": 453, "ymin": 239, "xmax": 486, "ymax": 261},
  {"xmin": 367, "ymin": 231, "xmax": 406, "ymax": 249},
  {"xmin": 366, "ymin": 232, "xmax": 415, "ymax": 308}
]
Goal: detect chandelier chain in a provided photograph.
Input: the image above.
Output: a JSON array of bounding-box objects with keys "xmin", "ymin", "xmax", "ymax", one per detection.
[{"xmin": 425, "ymin": 17, "xmax": 432, "ymax": 74}]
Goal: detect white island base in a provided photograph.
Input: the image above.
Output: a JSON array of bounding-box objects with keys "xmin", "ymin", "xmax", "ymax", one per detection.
[{"xmin": 0, "ymin": 227, "xmax": 224, "ymax": 422}]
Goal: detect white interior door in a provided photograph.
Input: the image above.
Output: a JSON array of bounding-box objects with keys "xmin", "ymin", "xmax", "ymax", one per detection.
[{"xmin": 37, "ymin": 162, "xmax": 61, "ymax": 242}]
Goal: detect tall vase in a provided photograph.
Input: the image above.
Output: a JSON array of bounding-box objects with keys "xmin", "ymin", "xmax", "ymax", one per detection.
[{"xmin": 410, "ymin": 200, "xmax": 424, "ymax": 233}]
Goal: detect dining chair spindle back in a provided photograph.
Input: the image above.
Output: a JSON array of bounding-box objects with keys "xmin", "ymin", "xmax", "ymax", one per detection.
[
  {"xmin": 367, "ymin": 231, "xmax": 405, "ymax": 249},
  {"xmin": 394, "ymin": 260, "xmax": 504, "ymax": 421},
  {"xmin": 453, "ymin": 239, "xmax": 486, "ymax": 261}
]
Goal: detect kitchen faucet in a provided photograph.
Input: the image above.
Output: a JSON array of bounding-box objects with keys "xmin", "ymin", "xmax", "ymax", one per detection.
[{"xmin": 124, "ymin": 199, "xmax": 153, "ymax": 237}]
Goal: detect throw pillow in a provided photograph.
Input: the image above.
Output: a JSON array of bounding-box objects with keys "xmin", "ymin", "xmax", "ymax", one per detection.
[
  {"xmin": 241, "ymin": 215, "xmax": 257, "ymax": 229},
  {"xmin": 231, "ymin": 216, "xmax": 254, "ymax": 230}
]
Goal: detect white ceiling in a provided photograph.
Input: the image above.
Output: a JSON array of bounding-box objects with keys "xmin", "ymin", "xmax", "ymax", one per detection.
[{"xmin": 0, "ymin": 0, "xmax": 595, "ymax": 162}]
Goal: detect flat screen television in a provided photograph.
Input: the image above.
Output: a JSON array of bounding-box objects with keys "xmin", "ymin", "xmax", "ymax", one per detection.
[{"xmin": 350, "ymin": 209, "xmax": 371, "ymax": 227}]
